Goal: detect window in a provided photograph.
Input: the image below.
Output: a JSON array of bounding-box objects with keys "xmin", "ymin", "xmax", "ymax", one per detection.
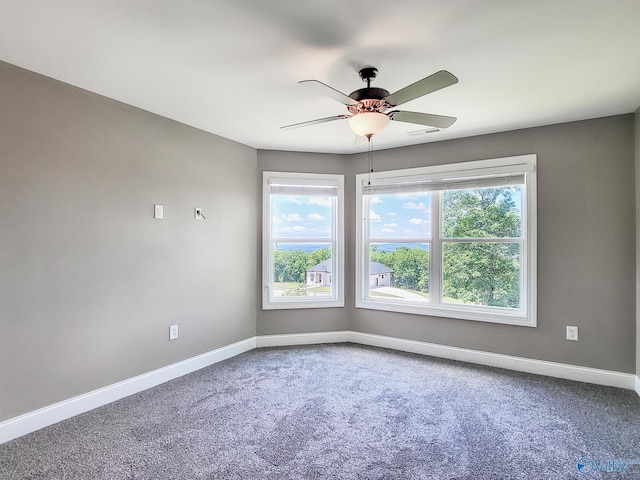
[
  {"xmin": 263, "ymin": 171, "xmax": 344, "ymax": 309},
  {"xmin": 356, "ymin": 155, "xmax": 536, "ymax": 326}
]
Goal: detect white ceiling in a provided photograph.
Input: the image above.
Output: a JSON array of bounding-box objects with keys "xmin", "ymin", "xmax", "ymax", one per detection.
[{"xmin": 1, "ymin": 0, "xmax": 639, "ymax": 154}]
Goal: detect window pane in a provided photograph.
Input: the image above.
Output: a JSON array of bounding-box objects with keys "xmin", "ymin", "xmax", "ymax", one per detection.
[
  {"xmin": 368, "ymin": 192, "xmax": 431, "ymax": 239},
  {"xmin": 442, "ymin": 186, "xmax": 521, "ymax": 238},
  {"xmin": 442, "ymin": 242, "xmax": 520, "ymax": 308},
  {"xmin": 272, "ymin": 194, "xmax": 332, "ymax": 238},
  {"xmin": 273, "ymin": 243, "xmax": 333, "ymax": 298},
  {"xmin": 368, "ymin": 243, "xmax": 429, "ymax": 302}
]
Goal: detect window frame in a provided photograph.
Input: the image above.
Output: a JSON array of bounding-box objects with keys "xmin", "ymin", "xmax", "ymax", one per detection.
[
  {"xmin": 263, "ymin": 171, "xmax": 345, "ymax": 310},
  {"xmin": 356, "ymin": 155, "xmax": 537, "ymax": 327}
]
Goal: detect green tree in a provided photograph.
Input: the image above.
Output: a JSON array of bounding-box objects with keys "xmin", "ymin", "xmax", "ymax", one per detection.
[
  {"xmin": 442, "ymin": 187, "xmax": 520, "ymax": 238},
  {"xmin": 307, "ymin": 247, "xmax": 332, "ymax": 269},
  {"xmin": 273, "ymin": 250, "xmax": 308, "ymax": 283},
  {"xmin": 441, "ymin": 187, "xmax": 521, "ymax": 308},
  {"xmin": 371, "ymin": 246, "xmax": 429, "ymax": 292}
]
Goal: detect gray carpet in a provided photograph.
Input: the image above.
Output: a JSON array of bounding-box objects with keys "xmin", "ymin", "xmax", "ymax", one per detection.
[{"xmin": 1, "ymin": 344, "xmax": 639, "ymax": 479}]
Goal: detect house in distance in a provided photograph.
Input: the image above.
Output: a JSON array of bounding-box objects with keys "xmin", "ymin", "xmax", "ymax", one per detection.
[{"xmin": 306, "ymin": 259, "xmax": 392, "ymax": 287}]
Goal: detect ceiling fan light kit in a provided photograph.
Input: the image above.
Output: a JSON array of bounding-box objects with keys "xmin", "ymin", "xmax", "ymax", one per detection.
[
  {"xmin": 282, "ymin": 66, "xmax": 458, "ymax": 139},
  {"xmin": 348, "ymin": 112, "xmax": 389, "ymax": 137}
]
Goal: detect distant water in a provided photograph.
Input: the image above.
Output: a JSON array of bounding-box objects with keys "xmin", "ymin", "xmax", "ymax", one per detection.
[
  {"xmin": 275, "ymin": 243, "xmax": 428, "ymax": 253},
  {"xmin": 275, "ymin": 244, "xmax": 330, "ymax": 253}
]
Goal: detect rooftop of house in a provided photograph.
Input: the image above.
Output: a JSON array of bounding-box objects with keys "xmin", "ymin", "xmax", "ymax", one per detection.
[{"xmin": 307, "ymin": 259, "xmax": 392, "ymax": 275}]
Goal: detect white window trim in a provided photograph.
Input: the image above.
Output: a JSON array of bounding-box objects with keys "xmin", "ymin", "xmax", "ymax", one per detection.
[
  {"xmin": 356, "ymin": 154, "xmax": 537, "ymax": 327},
  {"xmin": 263, "ymin": 171, "xmax": 345, "ymax": 310}
]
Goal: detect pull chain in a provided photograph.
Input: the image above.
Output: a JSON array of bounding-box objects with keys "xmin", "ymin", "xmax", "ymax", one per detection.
[{"xmin": 367, "ymin": 133, "xmax": 373, "ymax": 186}]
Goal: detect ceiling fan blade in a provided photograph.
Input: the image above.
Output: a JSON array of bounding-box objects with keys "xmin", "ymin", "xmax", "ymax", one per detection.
[
  {"xmin": 388, "ymin": 110, "xmax": 457, "ymax": 129},
  {"xmin": 281, "ymin": 115, "xmax": 349, "ymax": 130},
  {"xmin": 385, "ymin": 70, "xmax": 458, "ymax": 107},
  {"xmin": 299, "ymin": 80, "xmax": 358, "ymax": 106}
]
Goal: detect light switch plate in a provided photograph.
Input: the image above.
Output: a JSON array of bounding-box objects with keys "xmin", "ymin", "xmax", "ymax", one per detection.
[
  {"xmin": 169, "ymin": 324, "xmax": 178, "ymax": 340},
  {"xmin": 154, "ymin": 204, "xmax": 164, "ymax": 219}
]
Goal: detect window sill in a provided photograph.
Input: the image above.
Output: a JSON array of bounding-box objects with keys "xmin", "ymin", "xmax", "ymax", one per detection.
[
  {"xmin": 263, "ymin": 299, "xmax": 345, "ymax": 310},
  {"xmin": 356, "ymin": 298, "xmax": 535, "ymax": 327}
]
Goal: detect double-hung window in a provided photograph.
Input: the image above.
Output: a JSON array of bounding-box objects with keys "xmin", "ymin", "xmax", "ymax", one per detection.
[
  {"xmin": 263, "ymin": 171, "xmax": 344, "ymax": 309},
  {"xmin": 356, "ymin": 155, "xmax": 536, "ymax": 326}
]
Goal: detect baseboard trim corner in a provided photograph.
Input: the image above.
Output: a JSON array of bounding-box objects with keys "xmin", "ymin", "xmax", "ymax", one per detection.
[
  {"xmin": 256, "ymin": 330, "xmax": 350, "ymax": 348},
  {"xmin": 0, "ymin": 337, "xmax": 256, "ymax": 445},
  {"xmin": 348, "ymin": 331, "xmax": 636, "ymax": 391},
  {"xmin": 636, "ymin": 375, "xmax": 640, "ymax": 398}
]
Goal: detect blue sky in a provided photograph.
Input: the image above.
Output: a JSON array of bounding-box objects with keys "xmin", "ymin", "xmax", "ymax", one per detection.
[
  {"xmin": 272, "ymin": 194, "xmax": 332, "ymax": 239},
  {"xmin": 368, "ymin": 192, "xmax": 432, "ymax": 239},
  {"xmin": 271, "ymin": 192, "xmax": 434, "ymax": 240},
  {"xmin": 272, "ymin": 187, "xmax": 521, "ymax": 241}
]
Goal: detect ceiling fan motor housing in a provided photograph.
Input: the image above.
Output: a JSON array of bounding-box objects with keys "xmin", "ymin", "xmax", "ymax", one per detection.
[
  {"xmin": 348, "ymin": 87, "xmax": 390, "ymax": 102},
  {"xmin": 348, "ymin": 66, "xmax": 390, "ymax": 114}
]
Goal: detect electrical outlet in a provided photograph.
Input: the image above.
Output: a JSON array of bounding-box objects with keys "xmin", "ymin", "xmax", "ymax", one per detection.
[
  {"xmin": 154, "ymin": 204, "xmax": 164, "ymax": 219},
  {"xmin": 195, "ymin": 207, "xmax": 202, "ymax": 219},
  {"xmin": 169, "ymin": 324, "xmax": 179, "ymax": 340},
  {"xmin": 566, "ymin": 326, "xmax": 578, "ymax": 341}
]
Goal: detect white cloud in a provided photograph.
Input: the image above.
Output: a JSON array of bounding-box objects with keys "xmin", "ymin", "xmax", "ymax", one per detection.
[
  {"xmin": 369, "ymin": 196, "xmax": 384, "ymax": 204},
  {"xmin": 381, "ymin": 228, "xmax": 394, "ymax": 233},
  {"xmin": 388, "ymin": 212, "xmax": 397, "ymax": 216},
  {"xmin": 383, "ymin": 223, "xmax": 399, "ymax": 227},
  {"xmin": 409, "ymin": 218, "xmax": 426, "ymax": 225},
  {"xmin": 272, "ymin": 216, "xmax": 282, "ymax": 224},
  {"xmin": 286, "ymin": 213, "xmax": 303, "ymax": 222},
  {"xmin": 403, "ymin": 201, "xmax": 426, "ymax": 210},
  {"xmin": 283, "ymin": 196, "xmax": 303, "ymax": 204},
  {"xmin": 307, "ymin": 197, "xmax": 331, "ymax": 207},
  {"xmin": 369, "ymin": 210, "xmax": 382, "ymax": 222},
  {"xmin": 281, "ymin": 195, "xmax": 332, "ymax": 207},
  {"xmin": 308, "ymin": 213, "xmax": 325, "ymax": 221}
]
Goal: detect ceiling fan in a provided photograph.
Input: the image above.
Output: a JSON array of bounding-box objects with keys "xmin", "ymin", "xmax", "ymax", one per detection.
[{"xmin": 282, "ymin": 66, "xmax": 458, "ymax": 138}]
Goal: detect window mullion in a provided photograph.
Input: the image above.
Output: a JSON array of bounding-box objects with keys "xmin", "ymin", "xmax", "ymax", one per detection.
[
  {"xmin": 265, "ymin": 185, "xmax": 274, "ymax": 302},
  {"xmin": 363, "ymin": 195, "xmax": 371, "ymax": 301},
  {"xmin": 431, "ymin": 191, "xmax": 442, "ymax": 305}
]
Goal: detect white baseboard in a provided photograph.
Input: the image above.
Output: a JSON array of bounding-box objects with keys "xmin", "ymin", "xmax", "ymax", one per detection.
[
  {"xmin": 256, "ymin": 330, "xmax": 350, "ymax": 348},
  {"xmin": 258, "ymin": 331, "xmax": 636, "ymax": 391},
  {"xmin": 0, "ymin": 337, "xmax": 256, "ymax": 445},
  {"xmin": 2, "ymin": 331, "xmax": 636, "ymax": 445},
  {"xmin": 348, "ymin": 331, "xmax": 636, "ymax": 390}
]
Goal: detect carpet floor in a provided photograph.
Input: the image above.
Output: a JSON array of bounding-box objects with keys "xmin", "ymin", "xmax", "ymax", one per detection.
[{"xmin": 1, "ymin": 344, "xmax": 639, "ymax": 479}]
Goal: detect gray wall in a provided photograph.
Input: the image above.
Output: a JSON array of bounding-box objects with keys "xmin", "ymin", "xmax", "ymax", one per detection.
[
  {"xmin": 256, "ymin": 150, "xmax": 353, "ymax": 334},
  {"xmin": 636, "ymin": 107, "xmax": 640, "ymax": 379},
  {"xmin": 349, "ymin": 116, "xmax": 636, "ymax": 373},
  {"xmin": 259, "ymin": 116, "xmax": 636, "ymax": 374},
  {"xmin": 0, "ymin": 62, "xmax": 257, "ymax": 422}
]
